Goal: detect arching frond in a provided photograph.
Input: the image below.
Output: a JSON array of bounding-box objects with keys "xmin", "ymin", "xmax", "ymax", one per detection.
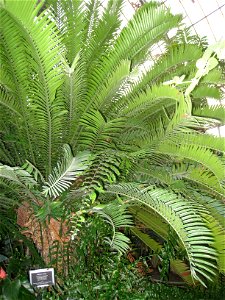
[
  {"xmin": 82, "ymin": 2, "xmax": 181, "ymax": 118},
  {"xmin": 116, "ymin": 85, "xmax": 181, "ymax": 117},
  {"xmin": 107, "ymin": 183, "xmax": 218, "ymax": 285},
  {"xmin": 92, "ymin": 59, "xmax": 131, "ymax": 113},
  {"xmin": 111, "ymin": 3, "xmax": 181, "ymax": 62},
  {"xmin": 170, "ymin": 163, "xmax": 225, "ymax": 198},
  {"xmin": 85, "ymin": 0, "xmax": 123, "ymax": 70}
]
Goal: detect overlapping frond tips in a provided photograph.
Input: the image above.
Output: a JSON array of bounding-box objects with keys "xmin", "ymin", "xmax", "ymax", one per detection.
[
  {"xmin": 81, "ymin": 151, "xmax": 122, "ymax": 193},
  {"xmin": 116, "ymin": 84, "xmax": 181, "ymax": 117}
]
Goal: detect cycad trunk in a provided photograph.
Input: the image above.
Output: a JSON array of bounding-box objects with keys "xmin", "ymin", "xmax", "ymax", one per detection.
[{"xmin": 17, "ymin": 202, "xmax": 69, "ymax": 271}]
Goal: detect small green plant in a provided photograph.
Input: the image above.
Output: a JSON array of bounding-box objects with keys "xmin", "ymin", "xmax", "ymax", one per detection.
[{"xmin": 41, "ymin": 256, "xmax": 225, "ymax": 300}]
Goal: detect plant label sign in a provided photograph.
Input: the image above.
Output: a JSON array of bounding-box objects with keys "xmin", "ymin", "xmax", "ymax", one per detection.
[{"xmin": 29, "ymin": 268, "xmax": 55, "ymax": 288}]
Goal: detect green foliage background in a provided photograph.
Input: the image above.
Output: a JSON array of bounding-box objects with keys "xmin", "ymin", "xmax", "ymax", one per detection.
[{"xmin": 0, "ymin": 0, "xmax": 224, "ymax": 295}]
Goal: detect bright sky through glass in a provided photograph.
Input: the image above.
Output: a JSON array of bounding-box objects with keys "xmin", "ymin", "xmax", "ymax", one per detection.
[{"xmin": 162, "ymin": 0, "xmax": 225, "ymax": 44}]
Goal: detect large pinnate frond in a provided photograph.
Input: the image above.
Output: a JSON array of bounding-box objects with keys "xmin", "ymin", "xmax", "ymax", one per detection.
[
  {"xmin": 84, "ymin": 0, "xmax": 123, "ymax": 70},
  {"xmin": 90, "ymin": 59, "xmax": 131, "ymax": 114},
  {"xmin": 186, "ymin": 169, "xmax": 225, "ymax": 197},
  {"xmin": 42, "ymin": 145, "xmax": 91, "ymax": 198},
  {"xmin": 111, "ymin": 3, "xmax": 181, "ymax": 62},
  {"xmin": 0, "ymin": 6, "xmax": 37, "ymax": 165},
  {"xmin": 170, "ymin": 132, "xmax": 225, "ymax": 153},
  {"xmin": 111, "ymin": 85, "xmax": 190, "ymax": 153},
  {"xmin": 115, "ymin": 84, "xmax": 181, "ymax": 118},
  {"xmin": 107, "ymin": 183, "xmax": 219, "ymax": 285},
  {"xmin": 1, "ymin": 0, "xmax": 65, "ymax": 174}
]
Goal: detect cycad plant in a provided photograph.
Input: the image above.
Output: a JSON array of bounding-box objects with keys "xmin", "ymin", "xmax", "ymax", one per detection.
[{"xmin": 0, "ymin": 0, "xmax": 224, "ymax": 287}]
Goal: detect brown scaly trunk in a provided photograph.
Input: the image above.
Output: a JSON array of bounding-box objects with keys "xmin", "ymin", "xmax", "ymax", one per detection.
[{"xmin": 17, "ymin": 202, "xmax": 70, "ymax": 273}]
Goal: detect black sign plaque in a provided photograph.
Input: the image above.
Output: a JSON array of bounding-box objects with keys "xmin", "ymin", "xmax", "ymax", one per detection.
[{"xmin": 29, "ymin": 268, "xmax": 55, "ymax": 287}]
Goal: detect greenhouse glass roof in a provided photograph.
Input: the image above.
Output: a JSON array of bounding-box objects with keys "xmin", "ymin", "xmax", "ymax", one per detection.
[{"xmin": 100, "ymin": 0, "xmax": 225, "ymax": 136}]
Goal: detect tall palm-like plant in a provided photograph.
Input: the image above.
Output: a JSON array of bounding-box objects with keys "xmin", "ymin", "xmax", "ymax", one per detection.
[{"xmin": 0, "ymin": 0, "xmax": 224, "ymax": 286}]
